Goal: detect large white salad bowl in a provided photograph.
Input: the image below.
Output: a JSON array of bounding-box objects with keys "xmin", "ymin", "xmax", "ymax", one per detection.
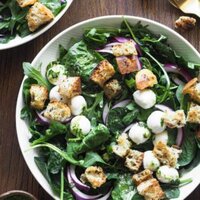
[{"xmin": 16, "ymin": 15, "xmax": 200, "ymax": 200}]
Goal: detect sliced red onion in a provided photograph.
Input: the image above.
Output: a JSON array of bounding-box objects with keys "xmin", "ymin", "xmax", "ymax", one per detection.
[
  {"xmin": 135, "ymin": 43, "xmax": 142, "ymax": 56},
  {"xmin": 176, "ymin": 128, "xmax": 184, "ymax": 146},
  {"xmin": 135, "ymin": 56, "xmax": 142, "ymax": 70},
  {"xmin": 112, "ymin": 99, "xmax": 131, "ymax": 109},
  {"xmin": 171, "ymin": 76, "xmax": 185, "ymax": 85},
  {"xmin": 67, "ymin": 169, "xmax": 102, "ymax": 200},
  {"xmin": 36, "ymin": 111, "xmax": 50, "ymax": 125},
  {"xmin": 96, "ymin": 189, "xmax": 112, "ymax": 200},
  {"xmin": 96, "ymin": 47, "xmax": 113, "ymax": 54},
  {"xmin": 155, "ymin": 104, "xmax": 173, "ymax": 112},
  {"xmin": 102, "ymin": 103, "xmax": 110, "ymax": 124},
  {"xmin": 164, "ymin": 64, "xmax": 192, "ymax": 82},
  {"xmin": 114, "ymin": 36, "xmax": 132, "ymax": 43},
  {"xmin": 105, "ymin": 42, "xmax": 121, "ymax": 47},
  {"xmin": 69, "ymin": 165, "xmax": 90, "ymax": 191},
  {"xmin": 123, "ymin": 123, "xmax": 136, "ymax": 133}
]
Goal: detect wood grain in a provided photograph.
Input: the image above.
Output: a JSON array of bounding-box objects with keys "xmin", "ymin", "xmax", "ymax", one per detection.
[{"xmin": 0, "ymin": 0, "xmax": 199, "ymax": 199}]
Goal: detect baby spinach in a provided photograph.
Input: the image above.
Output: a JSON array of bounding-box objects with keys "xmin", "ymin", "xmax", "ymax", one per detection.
[{"xmin": 162, "ymin": 186, "xmax": 180, "ymax": 199}]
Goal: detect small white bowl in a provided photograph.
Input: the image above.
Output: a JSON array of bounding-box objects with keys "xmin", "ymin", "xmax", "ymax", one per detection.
[
  {"xmin": 0, "ymin": 0, "xmax": 73, "ymax": 50},
  {"xmin": 16, "ymin": 15, "xmax": 200, "ymax": 200}
]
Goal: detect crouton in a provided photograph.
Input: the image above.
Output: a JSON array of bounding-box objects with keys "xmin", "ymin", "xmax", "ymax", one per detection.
[
  {"xmin": 17, "ymin": 0, "xmax": 37, "ymax": 8},
  {"xmin": 137, "ymin": 178, "xmax": 165, "ymax": 200},
  {"xmin": 44, "ymin": 101, "xmax": 71, "ymax": 122},
  {"xmin": 112, "ymin": 40, "xmax": 138, "ymax": 57},
  {"xmin": 59, "ymin": 77, "xmax": 81, "ymax": 99},
  {"xmin": 30, "ymin": 84, "xmax": 48, "ymax": 110},
  {"xmin": 125, "ymin": 149, "xmax": 144, "ymax": 172},
  {"xmin": 112, "ymin": 133, "xmax": 132, "ymax": 157},
  {"xmin": 153, "ymin": 141, "xmax": 178, "ymax": 167},
  {"xmin": 163, "ymin": 110, "xmax": 186, "ymax": 128},
  {"xmin": 116, "ymin": 55, "xmax": 139, "ymax": 74},
  {"xmin": 187, "ymin": 103, "xmax": 200, "ymax": 123},
  {"xmin": 183, "ymin": 78, "xmax": 200, "ymax": 103},
  {"xmin": 104, "ymin": 79, "xmax": 122, "ymax": 99},
  {"xmin": 26, "ymin": 2, "xmax": 54, "ymax": 32},
  {"xmin": 132, "ymin": 169, "xmax": 153, "ymax": 186},
  {"xmin": 81, "ymin": 166, "xmax": 107, "ymax": 189},
  {"xmin": 90, "ymin": 60, "xmax": 115, "ymax": 87},
  {"xmin": 136, "ymin": 69, "xmax": 158, "ymax": 90},
  {"xmin": 175, "ymin": 16, "xmax": 196, "ymax": 30}
]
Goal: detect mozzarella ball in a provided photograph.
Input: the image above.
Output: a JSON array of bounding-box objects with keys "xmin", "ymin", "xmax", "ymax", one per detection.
[
  {"xmin": 133, "ymin": 89, "xmax": 156, "ymax": 109},
  {"xmin": 46, "ymin": 64, "xmax": 66, "ymax": 85},
  {"xmin": 147, "ymin": 111, "xmax": 166, "ymax": 134},
  {"xmin": 153, "ymin": 130, "xmax": 168, "ymax": 145},
  {"xmin": 70, "ymin": 95, "xmax": 87, "ymax": 116},
  {"xmin": 143, "ymin": 151, "xmax": 160, "ymax": 171},
  {"xmin": 70, "ymin": 115, "xmax": 91, "ymax": 137},
  {"xmin": 128, "ymin": 122, "xmax": 151, "ymax": 144},
  {"xmin": 49, "ymin": 86, "xmax": 62, "ymax": 101},
  {"xmin": 156, "ymin": 165, "xmax": 179, "ymax": 183}
]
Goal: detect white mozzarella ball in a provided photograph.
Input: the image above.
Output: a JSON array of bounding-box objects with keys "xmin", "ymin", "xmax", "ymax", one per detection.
[
  {"xmin": 147, "ymin": 111, "xmax": 166, "ymax": 134},
  {"xmin": 143, "ymin": 151, "xmax": 160, "ymax": 171},
  {"xmin": 153, "ymin": 130, "xmax": 168, "ymax": 145},
  {"xmin": 128, "ymin": 122, "xmax": 151, "ymax": 144},
  {"xmin": 70, "ymin": 115, "xmax": 91, "ymax": 137},
  {"xmin": 70, "ymin": 95, "xmax": 87, "ymax": 116},
  {"xmin": 156, "ymin": 165, "xmax": 179, "ymax": 183},
  {"xmin": 133, "ymin": 89, "xmax": 156, "ymax": 109},
  {"xmin": 49, "ymin": 86, "xmax": 62, "ymax": 101}
]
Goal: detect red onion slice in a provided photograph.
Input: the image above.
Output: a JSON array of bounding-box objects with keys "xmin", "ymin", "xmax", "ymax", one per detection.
[
  {"xmin": 135, "ymin": 56, "xmax": 142, "ymax": 70},
  {"xmin": 96, "ymin": 189, "xmax": 112, "ymax": 200},
  {"xmin": 171, "ymin": 76, "xmax": 185, "ymax": 85},
  {"xmin": 67, "ymin": 169, "xmax": 102, "ymax": 200},
  {"xmin": 114, "ymin": 36, "xmax": 132, "ymax": 43},
  {"xmin": 102, "ymin": 103, "xmax": 110, "ymax": 124},
  {"xmin": 112, "ymin": 99, "xmax": 131, "ymax": 109},
  {"xmin": 123, "ymin": 123, "xmax": 136, "ymax": 133},
  {"xmin": 164, "ymin": 64, "xmax": 192, "ymax": 82},
  {"xmin": 69, "ymin": 165, "xmax": 90, "ymax": 191},
  {"xmin": 36, "ymin": 111, "xmax": 50, "ymax": 125},
  {"xmin": 155, "ymin": 104, "xmax": 173, "ymax": 112}
]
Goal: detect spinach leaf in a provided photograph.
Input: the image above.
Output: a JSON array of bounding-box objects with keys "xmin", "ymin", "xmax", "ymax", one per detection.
[
  {"xmin": 178, "ymin": 126, "xmax": 198, "ymax": 167},
  {"xmin": 75, "ymin": 124, "xmax": 110, "ymax": 154},
  {"xmin": 162, "ymin": 186, "xmax": 180, "ymax": 199},
  {"xmin": 63, "ymin": 40, "xmax": 102, "ymax": 81}
]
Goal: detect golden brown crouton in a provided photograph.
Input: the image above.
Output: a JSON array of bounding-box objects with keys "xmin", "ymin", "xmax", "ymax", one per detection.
[
  {"xmin": 163, "ymin": 110, "xmax": 186, "ymax": 128},
  {"xmin": 187, "ymin": 103, "xmax": 200, "ymax": 123},
  {"xmin": 112, "ymin": 40, "xmax": 138, "ymax": 57},
  {"xmin": 104, "ymin": 79, "xmax": 122, "ymax": 99},
  {"xmin": 132, "ymin": 169, "xmax": 153, "ymax": 186},
  {"xmin": 81, "ymin": 166, "xmax": 107, "ymax": 189},
  {"xmin": 112, "ymin": 133, "xmax": 132, "ymax": 157},
  {"xmin": 17, "ymin": 0, "xmax": 37, "ymax": 8},
  {"xmin": 125, "ymin": 149, "xmax": 144, "ymax": 172},
  {"xmin": 153, "ymin": 141, "xmax": 178, "ymax": 167},
  {"xmin": 30, "ymin": 84, "xmax": 48, "ymax": 110},
  {"xmin": 137, "ymin": 178, "xmax": 165, "ymax": 200},
  {"xmin": 90, "ymin": 60, "xmax": 115, "ymax": 87},
  {"xmin": 183, "ymin": 78, "xmax": 200, "ymax": 103},
  {"xmin": 175, "ymin": 16, "xmax": 196, "ymax": 30},
  {"xmin": 59, "ymin": 77, "xmax": 81, "ymax": 99},
  {"xmin": 26, "ymin": 2, "xmax": 54, "ymax": 32},
  {"xmin": 136, "ymin": 69, "xmax": 158, "ymax": 90},
  {"xmin": 44, "ymin": 101, "xmax": 71, "ymax": 122},
  {"xmin": 116, "ymin": 55, "xmax": 139, "ymax": 74}
]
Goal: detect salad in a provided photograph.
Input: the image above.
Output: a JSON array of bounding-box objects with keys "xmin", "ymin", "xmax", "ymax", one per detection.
[
  {"xmin": 21, "ymin": 19, "xmax": 200, "ymax": 200},
  {"xmin": 0, "ymin": 0, "xmax": 67, "ymax": 43}
]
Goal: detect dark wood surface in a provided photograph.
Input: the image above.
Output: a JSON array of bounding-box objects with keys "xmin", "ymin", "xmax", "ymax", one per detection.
[{"xmin": 0, "ymin": 0, "xmax": 200, "ymax": 199}]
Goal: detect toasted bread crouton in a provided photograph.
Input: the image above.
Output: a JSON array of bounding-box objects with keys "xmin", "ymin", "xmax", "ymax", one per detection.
[
  {"xmin": 137, "ymin": 178, "xmax": 165, "ymax": 200},
  {"xmin": 30, "ymin": 84, "xmax": 48, "ymax": 110},
  {"xmin": 175, "ymin": 16, "xmax": 196, "ymax": 30},
  {"xmin": 163, "ymin": 110, "xmax": 186, "ymax": 128},
  {"xmin": 112, "ymin": 133, "xmax": 132, "ymax": 157},
  {"xmin": 17, "ymin": 0, "xmax": 37, "ymax": 8},
  {"xmin": 125, "ymin": 149, "xmax": 144, "ymax": 172},
  {"xmin": 183, "ymin": 78, "xmax": 200, "ymax": 103},
  {"xmin": 90, "ymin": 60, "xmax": 115, "ymax": 87},
  {"xmin": 153, "ymin": 141, "xmax": 178, "ymax": 167},
  {"xmin": 81, "ymin": 166, "xmax": 107, "ymax": 189},
  {"xmin": 116, "ymin": 55, "xmax": 139, "ymax": 75},
  {"xmin": 136, "ymin": 69, "xmax": 158, "ymax": 90},
  {"xmin": 59, "ymin": 77, "xmax": 81, "ymax": 99},
  {"xmin": 132, "ymin": 169, "xmax": 153, "ymax": 186},
  {"xmin": 44, "ymin": 101, "xmax": 71, "ymax": 122},
  {"xmin": 112, "ymin": 40, "xmax": 137, "ymax": 57},
  {"xmin": 26, "ymin": 2, "xmax": 54, "ymax": 32},
  {"xmin": 187, "ymin": 103, "xmax": 200, "ymax": 123},
  {"xmin": 104, "ymin": 79, "xmax": 122, "ymax": 99}
]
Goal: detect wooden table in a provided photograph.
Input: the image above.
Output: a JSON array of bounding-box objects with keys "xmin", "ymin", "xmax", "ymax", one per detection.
[{"xmin": 0, "ymin": 0, "xmax": 200, "ymax": 199}]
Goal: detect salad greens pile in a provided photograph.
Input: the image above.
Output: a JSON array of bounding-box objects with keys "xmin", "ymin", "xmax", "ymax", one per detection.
[
  {"xmin": 0, "ymin": 0, "xmax": 67, "ymax": 43},
  {"xmin": 21, "ymin": 19, "xmax": 200, "ymax": 200}
]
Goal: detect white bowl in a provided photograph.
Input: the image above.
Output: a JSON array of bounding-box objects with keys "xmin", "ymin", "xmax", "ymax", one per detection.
[
  {"xmin": 16, "ymin": 15, "xmax": 200, "ymax": 200},
  {"xmin": 0, "ymin": 0, "xmax": 73, "ymax": 50}
]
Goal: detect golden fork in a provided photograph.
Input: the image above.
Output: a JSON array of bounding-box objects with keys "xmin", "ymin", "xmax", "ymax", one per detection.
[{"xmin": 169, "ymin": 0, "xmax": 200, "ymax": 17}]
